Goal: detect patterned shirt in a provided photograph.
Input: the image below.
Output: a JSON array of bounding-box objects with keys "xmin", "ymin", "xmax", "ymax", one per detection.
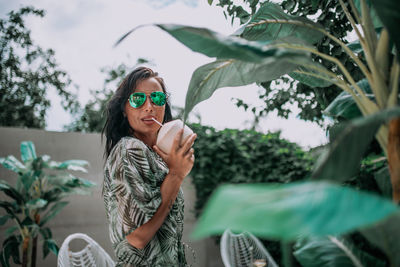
[{"xmin": 103, "ymin": 136, "xmax": 186, "ymax": 267}]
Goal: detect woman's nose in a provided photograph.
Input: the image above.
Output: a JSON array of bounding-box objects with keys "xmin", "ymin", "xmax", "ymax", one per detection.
[{"xmin": 143, "ymin": 96, "xmax": 154, "ymax": 111}]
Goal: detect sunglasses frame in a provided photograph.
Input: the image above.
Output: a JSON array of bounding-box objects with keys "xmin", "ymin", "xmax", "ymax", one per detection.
[{"xmin": 128, "ymin": 91, "xmax": 167, "ymax": 108}]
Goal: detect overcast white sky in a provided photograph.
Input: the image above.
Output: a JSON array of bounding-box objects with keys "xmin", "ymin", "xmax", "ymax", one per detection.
[{"xmin": 1, "ymin": 0, "xmax": 328, "ymax": 148}]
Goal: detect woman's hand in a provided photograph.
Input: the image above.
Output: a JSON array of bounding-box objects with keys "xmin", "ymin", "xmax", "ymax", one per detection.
[{"xmin": 153, "ymin": 129, "xmax": 197, "ymax": 179}]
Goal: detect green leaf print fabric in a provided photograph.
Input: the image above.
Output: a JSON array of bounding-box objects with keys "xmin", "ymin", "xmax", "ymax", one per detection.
[{"xmin": 103, "ymin": 137, "xmax": 186, "ymax": 267}]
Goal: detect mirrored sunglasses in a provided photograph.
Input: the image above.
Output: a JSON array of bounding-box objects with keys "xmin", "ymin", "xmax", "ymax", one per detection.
[{"xmin": 128, "ymin": 91, "xmax": 166, "ymax": 108}]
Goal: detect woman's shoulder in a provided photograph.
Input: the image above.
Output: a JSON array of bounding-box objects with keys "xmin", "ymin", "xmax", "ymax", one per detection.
[
  {"xmin": 106, "ymin": 136, "xmax": 147, "ymax": 162},
  {"xmin": 120, "ymin": 136, "xmax": 148, "ymax": 151}
]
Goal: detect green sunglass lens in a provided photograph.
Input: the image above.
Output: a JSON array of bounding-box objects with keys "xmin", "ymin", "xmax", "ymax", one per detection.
[
  {"xmin": 151, "ymin": 92, "xmax": 166, "ymax": 106},
  {"xmin": 129, "ymin": 93, "xmax": 146, "ymax": 108},
  {"xmin": 129, "ymin": 92, "xmax": 166, "ymax": 108}
]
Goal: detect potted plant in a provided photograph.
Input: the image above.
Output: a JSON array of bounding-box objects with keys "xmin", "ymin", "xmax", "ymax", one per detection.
[{"xmin": 0, "ymin": 141, "xmax": 95, "ymax": 267}]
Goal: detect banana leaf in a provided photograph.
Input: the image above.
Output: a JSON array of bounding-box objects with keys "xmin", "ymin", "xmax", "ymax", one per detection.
[
  {"xmin": 312, "ymin": 107, "xmax": 400, "ymax": 181},
  {"xmin": 191, "ymin": 181, "xmax": 399, "ymax": 241}
]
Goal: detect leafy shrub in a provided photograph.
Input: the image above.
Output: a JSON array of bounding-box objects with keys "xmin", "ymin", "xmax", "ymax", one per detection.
[{"xmin": 190, "ymin": 123, "xmax": 313, "ymax": 218}]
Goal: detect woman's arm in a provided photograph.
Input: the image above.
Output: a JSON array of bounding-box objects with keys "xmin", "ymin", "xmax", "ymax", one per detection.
[{"xmin": 125, "ymin": 129, "xmax": 196, "ymax": 249}]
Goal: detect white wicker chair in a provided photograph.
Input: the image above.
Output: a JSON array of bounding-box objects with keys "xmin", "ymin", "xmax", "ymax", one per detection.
[
  {"xmin": 57, "ymin": 233, "xmax": 115, "ymax": 267},
  {"xmin": 220, "ymin": 229, "xmax": 278, "ymax": 267}
]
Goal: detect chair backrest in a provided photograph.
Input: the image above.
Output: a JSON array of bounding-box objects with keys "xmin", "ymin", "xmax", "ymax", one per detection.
[
  {"xmin": 220, "ymin": 229, "xmax": 278, "ymax": 267},
  {"xmin": 57, "ymin": 233, "xmax": 115, "ymax": 267}
]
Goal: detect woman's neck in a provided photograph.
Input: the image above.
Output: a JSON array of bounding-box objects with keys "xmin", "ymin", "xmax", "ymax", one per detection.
[{"xmin": 133, "ymin": 132, "xmax": 157, "ymax": 148}]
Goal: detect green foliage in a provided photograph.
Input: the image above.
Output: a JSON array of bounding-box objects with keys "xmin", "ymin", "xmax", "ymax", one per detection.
[
  {"xmin": 312, "ymin": 107, "xmax": 400, "ymax": 182},
  {"xmin": 360, "ymin": 212, "xmax": 400, "ymax": 266},
  {"xmin": 370, "ymin": 0, "xmax": 400, "ymax": 59},
  {"xmin": 0, "ymin": 6, "xmax": 78, "ymax": 129},
  {"xmin": 191, "ymin": 181, "xmax": 399, "ymax": 240},
  {"xmin": 189, "ymin": 123, "xmax": 313, "ymax": 218},
  {"xmin": 293, "ymin": 235, "xmax": 387, "ymax": 267},
  {"xmin": 0, "ymin": 141, "xmax": 95, "ymax": 266},
  {"xmin": 213, "ymin": 0, "xmax": 362, "ymax": 125}
]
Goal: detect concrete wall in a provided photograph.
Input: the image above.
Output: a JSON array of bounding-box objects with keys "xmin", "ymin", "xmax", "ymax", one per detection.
[{"xmin": 0, "ymin": 127, "xmax": 223, "ymax": 267}]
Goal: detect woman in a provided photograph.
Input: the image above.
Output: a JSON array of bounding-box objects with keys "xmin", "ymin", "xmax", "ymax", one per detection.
[{"xmin": 102, "ymin": 67, "xmax": 196, "ymax": 266}]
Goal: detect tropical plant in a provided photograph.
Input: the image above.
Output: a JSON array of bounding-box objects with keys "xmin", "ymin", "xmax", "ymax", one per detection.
[
  {"xmin": 213, "ymin": 0, "xmax": 362, "ymax": 125},
  {"xmin": 0, "ymin": 141, "xmax": 95, "ymax": 267},
  {"xmin": 116, "ymin": 0, "xmax": 400, "ymax": 265}
]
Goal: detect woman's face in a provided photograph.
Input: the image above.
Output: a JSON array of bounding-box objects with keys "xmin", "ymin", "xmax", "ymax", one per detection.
[{"xmin": 124, "ymin": 77, "xmax": 166, "ymax": 141}]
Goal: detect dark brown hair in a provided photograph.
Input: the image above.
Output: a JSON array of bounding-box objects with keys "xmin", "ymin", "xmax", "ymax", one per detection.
[{"xmin": 102, "ymin": 67, "xmax": 172, "ymax": 159}]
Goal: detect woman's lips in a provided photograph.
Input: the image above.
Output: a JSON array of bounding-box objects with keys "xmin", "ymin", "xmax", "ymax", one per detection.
[{"xmin": 142, "ymin": 117, "xmax": 156, "ymax": 125}]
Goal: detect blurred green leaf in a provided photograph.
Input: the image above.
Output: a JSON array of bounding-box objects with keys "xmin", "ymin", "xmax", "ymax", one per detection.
[
  {"xmin": 57, "ymin": 160, "xmax": 89, "ymax": 172},
  {"xmin": 0, "ymin": 215, "xmax": 12, "ymax": 226},
  {"xmin": 43, "ymin": 239, "xmax": 58, "ymax": 258},
  {"xmin": 361, "ymin": 212, "xmax": 400, "ymax": 266},
  {"xmin": 373, "ymin": 166, "xmax": 392, "ymax": 198},
  {"xmin": 20, "ymin": 141, "xmax": 37, "ymax": 162},
  {"xmin": 5, "ymin": 226, "xmax": 18, "ymax": 237},
  {"xmin": 0, "ymin": 180, "xmax": 24, "ymax": 204},
  {"xmin": 0, "ymin": 156, "xmax": 26, "ymax": 174},
  {"xmin": 26, "ymin": 199, "xmax": 47, "ymax": 210},
  {"xmin": 0, "ymin": 201, "xmax": 21, "ymax": 224},
  {"xmin": 191, "ymin": 182, "xmax": 398, "ymax": 241},
  {"xmin": 324, "ymin": 79, "xmax": 374, "ymax": 120},
  {"xmin": 324, "ymin": 92, "xmax": 364, "ymax": 120},
  {"xmin": 294, "ymin": 235, "xmax": 386, "ymax": 267},
  {"xmin": 370, "ymin": 0, "xmax": 400, "ymax": 59},
  {"xmin": 1, "ymin": 235, "xmax": 21, "ymax": 266},
  {"xmin": 241, "ymin": 2, "xmax": 324, "ymax": 44},
  {"xmin": 39, "ymin": 227, "xmax": 52, "ymax": 239},
  {"xmin": 312, "ymin": 107, "xmax": 400, "ymax": 181}
]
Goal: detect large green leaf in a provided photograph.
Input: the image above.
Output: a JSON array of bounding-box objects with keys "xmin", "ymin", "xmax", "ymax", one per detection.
[
  {"xmin": 117, "ymin": 24, "xmax": 298, "ymax": 63},
  {"xmin": 0, "ymin": 155, "xmax": 26, "ymax": 174},
  {"xmin": 191, "ymin": 181, "xmax": 398, "ymax": 241},
  {"xmin": 183, "ymin": 53, "xmax": 309, "ymax": 121},
  {"xmin": 240, "ymin": 2, "xmax": 324, "ymax": 44},
  {"xmin": 293, "ymin": 236, "xmax": 386, "ymax": 267},
  {"xmin": 312, "ymin": 107, "xmax": 400, "ymax": 181},
  {"xmin": 20, "ymin": 141, "xmax": 37, "ymax": 163},
  {"xmin": 370, "ymin": 0, "xmax": 400, "ymax": 57},
  {"xmin": 360, "ymin": 212, "xmax": 400, "ymax": 266},
  {"xmin": 40, "ymin": 201, "xmax": 68, "ymax": 226}
]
